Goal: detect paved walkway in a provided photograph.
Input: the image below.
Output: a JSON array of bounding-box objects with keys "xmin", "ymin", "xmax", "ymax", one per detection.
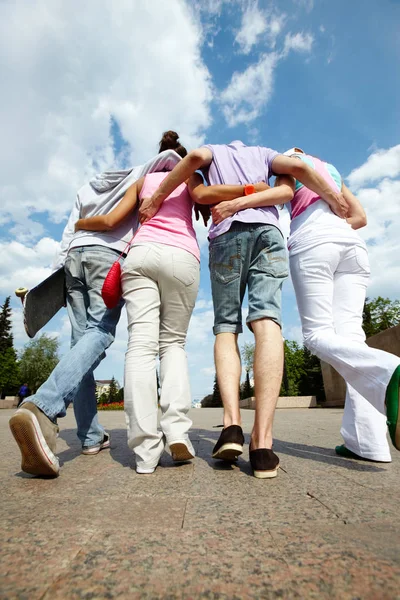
[{"xmin": 1, "ymin": 407, "xmax": 399, "ymax": 599}]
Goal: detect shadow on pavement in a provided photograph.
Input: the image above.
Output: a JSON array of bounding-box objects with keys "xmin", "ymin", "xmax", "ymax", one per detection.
[{"xmin": 57, "ymin": 426, "xmax": 386, "ymax": 475}]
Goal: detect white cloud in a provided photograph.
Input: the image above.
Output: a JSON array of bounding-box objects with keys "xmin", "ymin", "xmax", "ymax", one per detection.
[
  {"xmin": 0, "ymin": 238, "xmax": 59, "ymax": 297},
  {"xmin": 235, "ymin": 3, "xmax": 268, "ymax": 54},
  {"xmin": 283, "ymin": 32, "xmax": 314, "ymax": 55},
  {"xmin": 347, "ymin": 145, "xmax": 400, "ymax": 190},
  {"xmin": 220, "ymin": 26, "xmax": 314, "ymax": 126},
  {"xmin": 343, "ymin": 145, "xmax": 400, "ymax": 299},
  {"xmin": 235, "ymin": 4, "xmax": 286, "ymax": 54},
  {"xmin": 220, "ymin": 53, "xmax": 278, "ymax": 126},
  {"xmin": 0, "ymin": 0, "xmax": 212, "ymax": 234}
]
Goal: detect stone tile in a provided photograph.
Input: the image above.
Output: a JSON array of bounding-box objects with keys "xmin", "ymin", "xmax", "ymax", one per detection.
[
  {"xmin": 42, "ymin": 526, "xmax": 289, "ymax": 600},
  {"xmin": 1, "ymin": 524, "xmax": 95, "ymax": 600},
  {"xmin": 2, "ymin": 407, "xmax": 400, "ymax": 599}
]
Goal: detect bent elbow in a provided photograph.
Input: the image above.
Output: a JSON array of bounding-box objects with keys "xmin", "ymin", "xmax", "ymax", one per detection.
[
  {"xmin": 103, "ymin": 216, "xmax": 115, "ymax": 230},
  {"xmin": 189, "ymin": 148, "xmax": 210, "ymax": 166},
  {"xmin": 290, "ymin": 162, "xmax": 307, "ymax": 179}
]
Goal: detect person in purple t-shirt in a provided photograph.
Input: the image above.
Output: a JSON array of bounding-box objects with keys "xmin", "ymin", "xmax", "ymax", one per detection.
[{"xmin": 139, "ymin": 141, "xmax": 348, "ymax": 479}]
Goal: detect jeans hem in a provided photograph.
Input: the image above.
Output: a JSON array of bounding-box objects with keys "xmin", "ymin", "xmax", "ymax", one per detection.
[{"xmin": 214, "ymin": 324, "xmax": 243, "ymax": 335}]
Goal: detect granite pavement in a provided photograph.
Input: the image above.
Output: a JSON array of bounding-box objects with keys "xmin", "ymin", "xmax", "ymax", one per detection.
[{"xmin": 1, "ymin": 407, "xmax": 399, "ymax": 599}]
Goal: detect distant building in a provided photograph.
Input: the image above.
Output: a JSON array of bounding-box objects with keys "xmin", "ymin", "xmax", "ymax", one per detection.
[
  {"xmin": 95, "ymin": 379, "xmax": 120, "ymax": 397},
  {"xmin": 192, "ymin": 399, "xmax": 202, "ymax": 409}
]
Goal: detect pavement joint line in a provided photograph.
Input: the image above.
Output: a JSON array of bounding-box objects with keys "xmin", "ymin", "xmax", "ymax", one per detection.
[
  {"xmin": 306, "ymin": 491, "xmax": 344, "ymax": 522},
  {"xmin": 180, "ymin": 498, "xmax": 189, "ymax": 529}
]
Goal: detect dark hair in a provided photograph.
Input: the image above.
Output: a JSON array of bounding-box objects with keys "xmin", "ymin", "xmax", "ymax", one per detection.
[{"xmin": 158, "ymin": 130, "xmax": 187, "ymax": 158}]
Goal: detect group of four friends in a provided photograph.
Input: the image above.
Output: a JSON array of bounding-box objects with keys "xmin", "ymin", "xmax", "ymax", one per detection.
[{"xmin": 9, "ymin": 131, "xmax": 400, "ymax": 478}]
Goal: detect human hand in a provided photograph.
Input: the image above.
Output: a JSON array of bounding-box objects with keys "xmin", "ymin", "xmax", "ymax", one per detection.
[
  {"xmin": 328, "ymin": 192, "xmax": 349, "ymax": 219},
  {"xmin": 254, "ymin": 182, "xmax": 270, "ymax": 193},
  {"xmin": 211, "ymin": 200, "xmax": 237, "ymax": 225},
  {"xmin": 194, "ymin": 203, "xmax": 211, "ymax": 227},
  {"xmin": 139, "ymin": 196, "xmax": 159, "ymax": 224}
]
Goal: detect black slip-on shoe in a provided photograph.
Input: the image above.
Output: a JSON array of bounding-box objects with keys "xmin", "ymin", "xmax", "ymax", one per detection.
[
  {"xmin": 212, "ymin": 425, "xmax": 244, "ymax": 460},
  {"xmin": 249, "ymin": 447, "xmax": 279, "ymax": 479}
]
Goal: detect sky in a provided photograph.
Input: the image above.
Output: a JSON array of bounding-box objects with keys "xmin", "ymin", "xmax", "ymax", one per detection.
[{"xmin": 0, "ymin": 0, "xmax": 399, "ymax": 401}]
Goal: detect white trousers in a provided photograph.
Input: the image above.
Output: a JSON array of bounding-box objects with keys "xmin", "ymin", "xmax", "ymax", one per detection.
[
  {"xmin": 290, "ymin": 242, "xmax": 399, "ymax": 461},
  {"xmin": 121, "ymin": 243, "xmax": 200, "ymax": 470}
]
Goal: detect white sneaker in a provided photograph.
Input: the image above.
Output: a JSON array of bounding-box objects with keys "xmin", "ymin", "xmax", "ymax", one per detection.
[
  {"xmin": 136, "ymin": 465, "xmax": 156, "ymax": 474},
  {"xmin": 169, "ymin": 439, "xmax": 195, "ymax": 462}
]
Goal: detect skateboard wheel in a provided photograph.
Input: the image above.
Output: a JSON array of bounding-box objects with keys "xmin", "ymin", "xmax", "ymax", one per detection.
[{"xmin": 15, "ymin": 287, "xmax": 28, "ymax": 298}]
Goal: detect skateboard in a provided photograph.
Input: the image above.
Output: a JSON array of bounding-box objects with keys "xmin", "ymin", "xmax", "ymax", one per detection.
[{"xmin": 15, "ymin": 267, "xmax": 66, "ymax": 338}]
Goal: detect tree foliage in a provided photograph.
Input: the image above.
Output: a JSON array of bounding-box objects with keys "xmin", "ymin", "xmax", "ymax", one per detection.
[
  {"xmin": 363, "ymin": 297, "xmax": 400, "ymax": 338},
  {"xmin": 0, "ymin": 296, "xmax": 13, "ymax": 353},
  {"xmin": 18, "ymin": 334, "xmax": 59, "ymax": 393},
  {"xmin": 107, "ymin": 376, "xmax": 119, "ymax": 403},
  {"xmin": 0, "ymin": 297, "xmax": 20, "ymax": 396},
  {"xmin": 201, "ymin": 374, "xmax": 223, "ymax": 407}
]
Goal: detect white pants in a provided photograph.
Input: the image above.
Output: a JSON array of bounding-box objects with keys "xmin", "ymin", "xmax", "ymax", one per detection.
[
  {"xmin": 122, "ymin": 243, "xmax": 200, "ymax": 470},
  {"xmin": 290, "ymin": 242, "xmax": 399, "ymax": 461}
]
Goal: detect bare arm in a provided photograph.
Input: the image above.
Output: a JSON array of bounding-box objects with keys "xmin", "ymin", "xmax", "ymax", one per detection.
[
  {"xmin": 272, "ymin": 155, "xmax": 349, "ymax": 218},
  {"xmin": 211, "ymin": 176, "xmax": 295, "ymax": 225},
  {"xmin": 188, "ymin": 173, "xmax": 270, "ymax": 205},
  {"xmin": 139, "ymin": 147, "xmax": 213, "ymax": 223},
  {"xmin": 342, "ymin": 183, "xmax": 367, "ymax": 229},
  {"xmin": 75, "ymin": 178, "xmax": 144, "ymax": 232}
]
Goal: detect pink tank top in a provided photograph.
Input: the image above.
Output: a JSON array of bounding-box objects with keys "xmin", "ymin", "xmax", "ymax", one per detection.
[
  {"xmin": 134, "ymin": 172, "xmax": 199, "ymax": 261},
  {"xmin": 290, "ymin": 155, "xmax": 341, "ymax": 220}
]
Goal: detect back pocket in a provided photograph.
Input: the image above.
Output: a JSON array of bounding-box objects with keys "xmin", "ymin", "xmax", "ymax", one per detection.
[{"xmin": 172, "ymin": 254, "xmax": 199, "ymax": 286}]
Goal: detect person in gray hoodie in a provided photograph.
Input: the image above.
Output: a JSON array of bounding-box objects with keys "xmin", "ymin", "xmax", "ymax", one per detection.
[{"xmin": 9, "ymin": 142, "xmax": 183, "ymax": 477}]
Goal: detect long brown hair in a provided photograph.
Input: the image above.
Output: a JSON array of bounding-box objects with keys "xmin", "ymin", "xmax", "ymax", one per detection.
[{"xmin": 159, "ymin": 130, "xmax": 187, "ymax": 158}]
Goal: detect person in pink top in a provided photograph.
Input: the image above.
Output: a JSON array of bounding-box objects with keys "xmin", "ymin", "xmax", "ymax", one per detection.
[{"xmin": 75, "ymin": 131, "xmax": 201, "ymax": 473}]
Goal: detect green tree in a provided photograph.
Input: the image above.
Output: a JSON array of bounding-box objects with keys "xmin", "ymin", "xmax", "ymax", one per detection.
[
  {"xmin": 363, "ymin": 297, "xmax": 400, "ymax": 338},
  {"xmin": 117, "ymin": 387, "xmax": 124, "ymax": 401},
  {"xmin": 107, "ymin": 376, "xmax": 119, "ymax": 403},
  {"xmin": 240, "ymin": 371, "xmax": 253, "ymax": 400},
  {"xmin": 280, "ymin": 341, "xmax": 305, "ymax": 397},
  {"xmin": 298, "ymin": 347, "xmax": 325, "ymax": 402},
  {"xmin": 212, "ymin": 374, "xmax": 222, "ymax": 407},
  {"xmin": 200, "ymin": 393, "xmax": 213, "ymax": 408},
  {"xmin": 18, "ymin": 334, "xmax": 59, "ymax": 393},
  {"xmin": 201, "ymin": 375, "xmax": 223, "ymax": 407},
  {"xmin": 0, "ymin": 297, "xmax": 20, "ymax": 397},
  {"xmin": 99, "ymin": 392, "xmax": 108, "ymax": 405}
]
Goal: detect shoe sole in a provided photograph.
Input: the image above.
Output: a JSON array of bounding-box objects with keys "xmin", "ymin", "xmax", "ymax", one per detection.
[
  {"xmin": 253, "ymin": 466, "xmax": 279, "ymax": 479},
  {"xmin": 136, "ymin": 467, "xmax": 156, "ymax": 474},
  {"xmin": 9, "ymin": 410, "xmax": 59, "ymax": 477},
  {"xmin": 81, "ymin": 440, "xmax": 111, "ymax": 455},
  {"xmin": 212, "ymin": 443, "xmax": 243, "ymax": 461},
  {"xmin": 170, "ymin": 442, "xmax": 194, "ymax": 462}
]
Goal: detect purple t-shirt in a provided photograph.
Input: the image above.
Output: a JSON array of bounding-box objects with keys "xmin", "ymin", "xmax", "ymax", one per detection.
[{"xmin": 202, "ymin": 141, "xmax": 280, "ymax": 239}]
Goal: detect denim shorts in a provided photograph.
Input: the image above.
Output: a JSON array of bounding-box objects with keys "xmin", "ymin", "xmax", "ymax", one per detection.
[{"xmin": 209, "ymin": 222, "xmax": 288, "ymax": 334}]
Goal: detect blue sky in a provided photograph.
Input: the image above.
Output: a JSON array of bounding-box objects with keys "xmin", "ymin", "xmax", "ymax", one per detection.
[{"xmin": 0, "ymin": 0, "xmax": 399, "ymax": 400}]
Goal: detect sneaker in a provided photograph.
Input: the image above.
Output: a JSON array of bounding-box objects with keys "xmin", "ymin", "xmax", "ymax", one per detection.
[
  {"xmin": 169, "ymin": 439, "xmax": 195, "ymax": 462},
  {"xmin": 335, "ymin": 444, "xmax": 390, "ymax": 463},
  {"xmin": 136, "ymin": 465, "xmax": 156, "ymax": 474},
  {"xmin": 81, "ymin": 433, "xmax": 111, "ymax": 455},
  {"xmin": 212, "ymin": 425, "xmax": 244, "ymax": 461},
  {"xmin": 249, "ymin": 447, "xmax": 279, "ymax": 479},
  {"xmin": 386, "ymin": 365, "xmax": 400, "ymax": 451},
  {"xmin": 9, "ymin": 402, "xmax": 60, "ymax": 477}
]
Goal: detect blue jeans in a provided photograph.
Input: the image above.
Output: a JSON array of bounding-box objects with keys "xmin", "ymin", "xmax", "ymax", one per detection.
[
  {"xmin": 24, "ymin": 246, "xmax": 124, "ymax": 447},
  {"xmin": 209, "ymin": 223, "xmax": 288, "ymax": 334}
]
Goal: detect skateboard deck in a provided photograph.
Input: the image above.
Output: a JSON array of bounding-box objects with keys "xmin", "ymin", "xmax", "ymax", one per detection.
[{"xmin": 15, "ymin": 268, "xmax": 66, "ymax": 338}]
